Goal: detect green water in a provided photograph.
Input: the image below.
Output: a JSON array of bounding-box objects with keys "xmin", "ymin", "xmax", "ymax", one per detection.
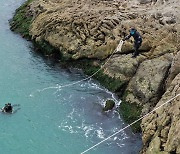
[{"xmin": 0, "ymin": 0, "xmax": 142, "ymax": 153}]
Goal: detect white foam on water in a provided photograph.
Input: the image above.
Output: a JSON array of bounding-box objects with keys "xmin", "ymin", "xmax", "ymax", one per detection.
[
  {"xmin": 29, "ymin": 84, "xmax": 59, "ymax": 97},
  {"xmin": 114, "ymin": 136, "xmax": 117, "ymax": 141},
  {"xmin": 83, "ymin": 126, "xmax": 94, "ymax": 138},
  {"xmin": 117, "ymin": 143, "xmax": 125, "ymax": 148},
  {"xmin": 53, "ymin": 80, "xmax": 128, "ymax": 146},
  {"xmin": 87, "ymin": 81, "xmax": 121, "ymax": 108},
  {"xmin": 96, "ymin": 128, "xmax": 105, "ymax": 139},
  {"xmin": 67, "ymin": 108, "xmax": 75, "ymax": 120},
  {"xmin": 29, "ymin": 94, "xmax": 34, "ymax": 97}
]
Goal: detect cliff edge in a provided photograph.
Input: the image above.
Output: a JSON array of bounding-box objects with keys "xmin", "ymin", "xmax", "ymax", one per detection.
[{"xmin": 10, "ymin": 0, "xmax": 180, "ymax": 153}]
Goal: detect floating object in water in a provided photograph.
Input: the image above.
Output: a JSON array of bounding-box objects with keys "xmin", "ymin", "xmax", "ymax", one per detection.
[
  {"xmin": 1, "ymin": 103, "xmax": 13, "ymax": 113},
  {"xmin": 1, "ymin": 103, "xmax": 20, "ymax": 114}
]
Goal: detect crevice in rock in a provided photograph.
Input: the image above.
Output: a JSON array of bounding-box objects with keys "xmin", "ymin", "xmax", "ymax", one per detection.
[
  {"xmin": 150, "ymin": 60, "xmax": 172, "ymax": 108},
  {"xmin": 170, "ymin": 150, "xmax": 177, "ymax": 154}
]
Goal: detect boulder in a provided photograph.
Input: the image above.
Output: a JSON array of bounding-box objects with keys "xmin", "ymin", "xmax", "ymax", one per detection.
[
  {"xmin": 103, "ymin": 100, "xmax": 115, "ymax": 111},
  {"xmin": 126, "ymin": 54, "xmax": 172, "ymax": 106},
  {"xmin": 103, "ymin": 54, "xmax": 146, "ymax": 82}
]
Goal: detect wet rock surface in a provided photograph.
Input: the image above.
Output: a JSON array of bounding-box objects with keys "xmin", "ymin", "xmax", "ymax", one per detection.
[{"xmin": 103, "ymin": 100, "xmax": 115, "ymax": 111}]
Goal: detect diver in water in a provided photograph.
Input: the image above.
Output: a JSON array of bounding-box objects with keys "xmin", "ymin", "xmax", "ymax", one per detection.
[
  {"xmin": 123, "ymin": 27, "xmax": 142, "ymax": 58},
  {"xmin": 2, "ymin": 103, "xmax": 13, "ymax": 113}
]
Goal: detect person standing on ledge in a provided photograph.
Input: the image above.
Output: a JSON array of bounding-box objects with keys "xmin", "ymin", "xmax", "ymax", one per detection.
[{"xmin": 123, "ymin": 27, "xmax": 142, "ymax": 58}]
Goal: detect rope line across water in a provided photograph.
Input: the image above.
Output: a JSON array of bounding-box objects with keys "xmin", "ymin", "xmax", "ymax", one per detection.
[
  {"xmin": 30, "ymin": 40, "xmax": 124, "ymax": 96},
  {"xmin": 57, "ymin": 40, "xmax": 124, "ymax": 88},
  {"xmin": 80, "ymin": 93, "xmax": 180, "ymax": 154}
]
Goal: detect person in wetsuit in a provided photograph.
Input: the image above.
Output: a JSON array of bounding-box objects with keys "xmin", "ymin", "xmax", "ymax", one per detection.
[
  {"xmin": 123, "ymin": 28, "xmax": 142, "ymax": 57},
  {"xmin": 2, "ymin": 103, "xmax": 13, "ymax": 113}
]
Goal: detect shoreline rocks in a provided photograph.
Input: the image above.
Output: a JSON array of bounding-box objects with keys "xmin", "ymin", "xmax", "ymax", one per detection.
[
  {"xmin": 141, "ymin": 73, "xmax": 180, "ymax": 154},
  {"xmin": 10, "ymin": 0, "xmax": 180, "ymax": 153}
]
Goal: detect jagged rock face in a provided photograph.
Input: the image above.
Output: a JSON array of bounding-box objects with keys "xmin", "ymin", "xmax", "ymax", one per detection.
[
  {"xmin": 103, "ymin": 54, "xmax": 146, "ymax": 82},
  {"xmin": 141, "ymin": 73, "xmax": 180, "ymax": 154},
  {"xmin": 28, "ymin": 0, "xmax": 180, "ymax": 60},
  {"xmin": 29, "ymin": 0, "xmax": 124, "ymax": 59},
  {"xmin": 126, "ymin": 54, "xmax": 172, "ymax": 106},
  {"xmin": 20, "ymin": 0, "xmax": 180, "ymax": 153},
  {"xmin": 166, "ymin": 51, "xmax": 180, "ymax": 87}
]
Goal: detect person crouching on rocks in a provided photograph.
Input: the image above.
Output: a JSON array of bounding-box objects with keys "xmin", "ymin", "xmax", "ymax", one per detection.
[
  {"xmin": 2, "ymin": 103, "xmax": 13, "ymax": 113},
  {"xmin": 123, "ymin": 27, "xmax": 142, "ymax": 58}
]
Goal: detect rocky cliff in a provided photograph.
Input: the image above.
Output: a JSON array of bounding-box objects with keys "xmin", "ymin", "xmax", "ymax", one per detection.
[{"xmin": 11, "ymin": 0, "xmax": 180, "ymax": 153}]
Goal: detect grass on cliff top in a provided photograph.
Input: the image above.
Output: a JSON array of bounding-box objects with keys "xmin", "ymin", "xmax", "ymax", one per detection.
[{"xmin": 10, "ymin": 0, "xmax": 34, "ymax": 39}]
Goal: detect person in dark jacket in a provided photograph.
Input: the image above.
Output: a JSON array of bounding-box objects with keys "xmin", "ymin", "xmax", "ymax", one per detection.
[
  {"xmin": 123, "ymin": 28, "xmax": 142, "ymax": 57},
  {"xmin": 1, "ymin": 103, "xmax": 13, "ymax": 113}
]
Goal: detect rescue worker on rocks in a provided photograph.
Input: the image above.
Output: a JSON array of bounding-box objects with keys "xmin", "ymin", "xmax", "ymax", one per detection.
[{"xmin": 123, "ymin": 27, "xmax": 142, "ymax": 58}]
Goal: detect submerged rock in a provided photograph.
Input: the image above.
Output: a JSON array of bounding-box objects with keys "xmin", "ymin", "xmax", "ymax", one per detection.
[{"xmin": 103, "ymin": 100, "xmax": 115, "ymax": 111}]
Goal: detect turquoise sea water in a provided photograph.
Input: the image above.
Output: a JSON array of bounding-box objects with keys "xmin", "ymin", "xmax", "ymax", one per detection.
[{"xmin": 0, "ymin": 0, "xmax": 142, "ymax": 154}]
